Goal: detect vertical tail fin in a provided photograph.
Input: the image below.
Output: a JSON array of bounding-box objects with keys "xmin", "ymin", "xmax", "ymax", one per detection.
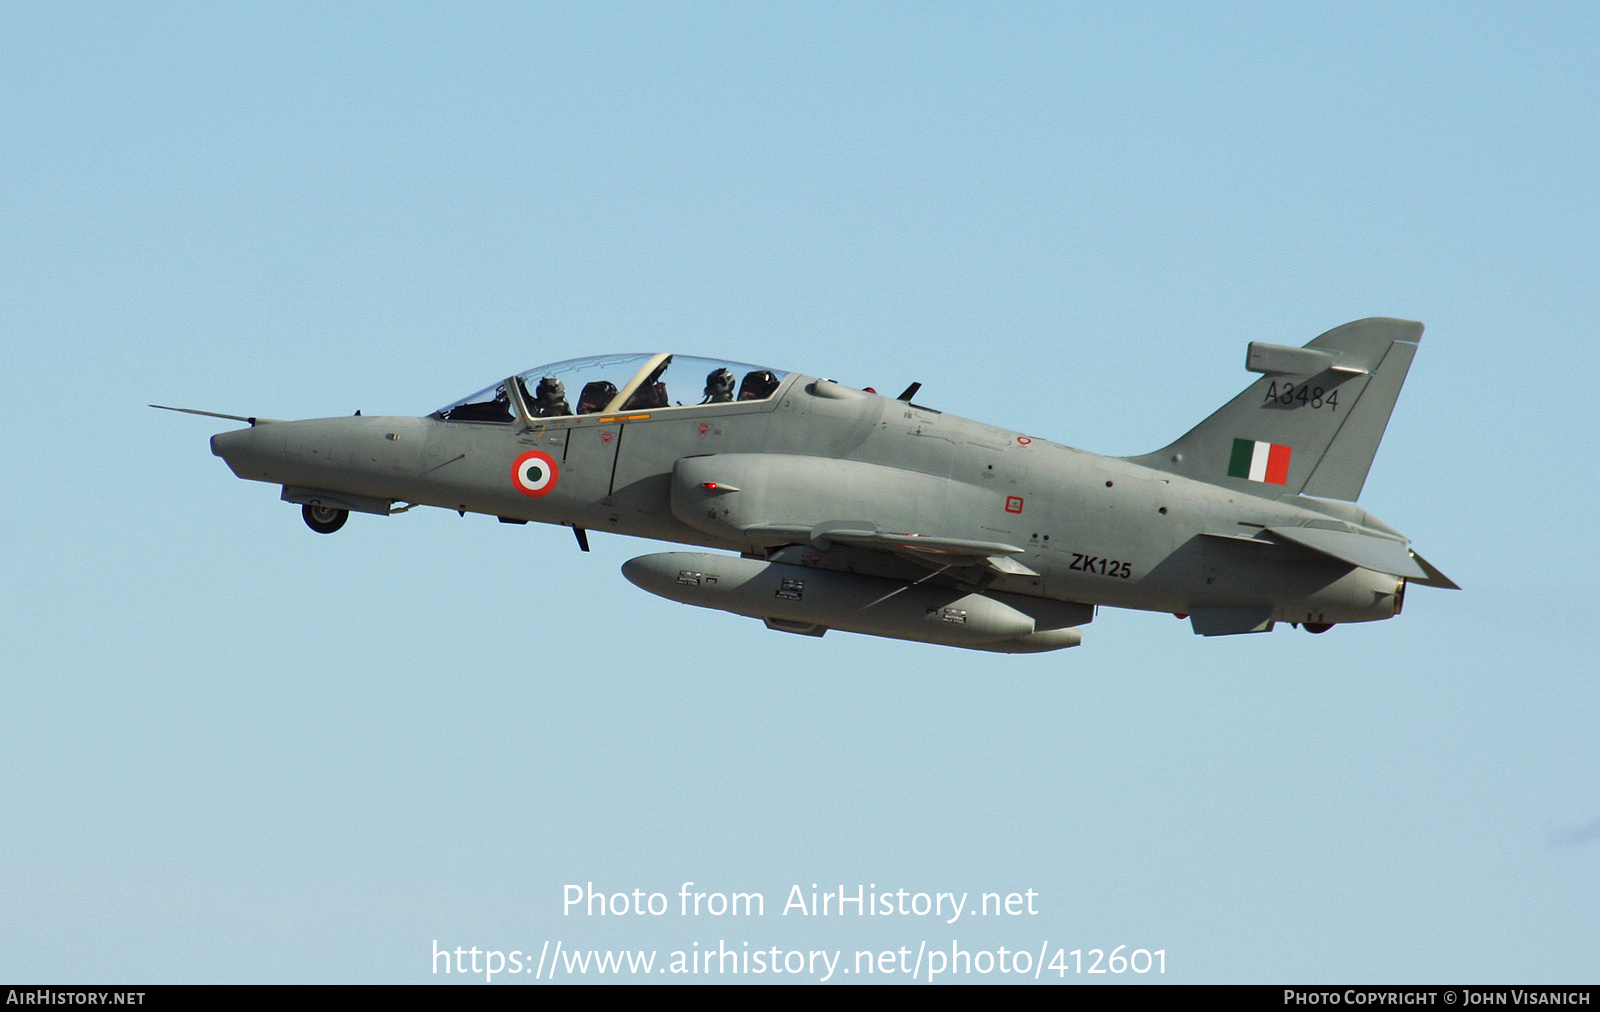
[{"xmin": 1125, "ymin": 318, "xmax": 1423, "ymax": 501}]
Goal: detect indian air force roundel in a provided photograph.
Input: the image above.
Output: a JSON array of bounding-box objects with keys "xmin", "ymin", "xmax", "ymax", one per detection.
[{"xmin": 511, "ymin": 450, "xmax": 559, "ymax": 497}]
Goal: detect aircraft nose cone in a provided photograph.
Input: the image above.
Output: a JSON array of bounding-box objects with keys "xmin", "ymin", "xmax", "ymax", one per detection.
[
  {"xmin": 210, "ymin": 423, "xmax": 283, "ymax": 481},
  {"xmin": 210, "ymin": 427, "xmax": 251, "ymax": 460}
]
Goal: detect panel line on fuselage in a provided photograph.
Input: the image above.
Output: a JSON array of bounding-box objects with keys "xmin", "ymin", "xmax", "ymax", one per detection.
[{"xmin": 608, "ymin": 425, "xmax": 625, "ymax": 496}]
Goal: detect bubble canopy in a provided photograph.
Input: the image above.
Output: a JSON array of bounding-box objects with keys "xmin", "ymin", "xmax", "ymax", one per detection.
[{"xmin": 433, "ymin": 354, "xmax": 789, "ymax": 422}]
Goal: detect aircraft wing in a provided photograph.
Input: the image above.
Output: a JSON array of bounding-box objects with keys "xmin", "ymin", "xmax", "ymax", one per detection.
[{"xmin": 741, "ymin": 522, "xmax": 1039, "ymax": 577}]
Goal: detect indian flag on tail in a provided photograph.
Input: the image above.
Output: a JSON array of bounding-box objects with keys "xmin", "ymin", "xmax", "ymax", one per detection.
[{"xmin": 1228, "ymin": 438, "xmax": 1292, "ymax": 485}]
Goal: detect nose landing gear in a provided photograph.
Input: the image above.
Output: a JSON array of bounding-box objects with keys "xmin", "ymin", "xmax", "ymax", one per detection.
[{"xmin": 302, "ymin": 503, "xmax": 349, "ymax": 534}]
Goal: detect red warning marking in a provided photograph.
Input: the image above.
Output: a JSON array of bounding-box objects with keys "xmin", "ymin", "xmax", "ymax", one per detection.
[
  {"xmin": 511, "ymin": 450, "xmax": 559, "ymax": 497},
  {"xmin": 698, "ymin": 424, "xmax": 709, "ymax": 435},
  {"xmin": 1005, "ymin": 496, "xmax": 1025, "ymax": 514},
  {"xmin": 601, "ymin": 431, "xmax": 614, "ymax": 444},
  {"xmin": 1016, "ymin": 436, "xmax": 1032, "ymax": 446}
]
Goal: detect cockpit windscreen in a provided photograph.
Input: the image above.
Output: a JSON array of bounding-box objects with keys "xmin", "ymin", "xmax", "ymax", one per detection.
[{"xmin": 436, "ymin": 354, "xmax": 788, "ymax": 422}]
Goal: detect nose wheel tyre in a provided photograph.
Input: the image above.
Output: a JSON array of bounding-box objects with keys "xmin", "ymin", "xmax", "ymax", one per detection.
[{"xmin": 302, "ymin": 504, "xmax": 349, "ymax": 534}]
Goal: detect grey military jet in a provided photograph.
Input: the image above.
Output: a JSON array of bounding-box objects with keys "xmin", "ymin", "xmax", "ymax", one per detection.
[{"xmin": 164, "ymin": 318, "xmax": 1455, "ymax": 653}]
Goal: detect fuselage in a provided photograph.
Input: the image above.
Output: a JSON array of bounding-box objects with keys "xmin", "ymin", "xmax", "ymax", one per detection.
[{"xmin": 210, "ymin": 368, "xmax": 1403, "ymax": 630}]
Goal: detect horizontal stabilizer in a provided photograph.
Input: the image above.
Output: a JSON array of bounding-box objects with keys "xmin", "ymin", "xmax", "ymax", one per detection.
[
  {"xmin": 1265, "ymin": 525, "xmax": 1427, "ymax": 579},
  {"xmin": 1406, "ymin": 550, "xmax": 1460, "ymax": 590}
]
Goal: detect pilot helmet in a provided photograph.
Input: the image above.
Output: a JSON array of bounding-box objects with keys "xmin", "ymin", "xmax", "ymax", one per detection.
[
  {"xmin": 536, "ymin": 377, "xmax": 566, "ymax": 403},
  {"xmin": 704, "ymin": 368, "xmax": 735, "ymax": 401}
]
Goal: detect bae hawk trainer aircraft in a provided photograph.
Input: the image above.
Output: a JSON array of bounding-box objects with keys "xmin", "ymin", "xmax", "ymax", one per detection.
[{"xmin": 163, "ymin": 318, "xmax": 1455, "ymax": 652}]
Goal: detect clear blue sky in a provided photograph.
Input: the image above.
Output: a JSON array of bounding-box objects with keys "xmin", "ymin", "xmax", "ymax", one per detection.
[{"xmin": 3, "ymin": 2, "xmax": 1596, "ymax": 983}]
